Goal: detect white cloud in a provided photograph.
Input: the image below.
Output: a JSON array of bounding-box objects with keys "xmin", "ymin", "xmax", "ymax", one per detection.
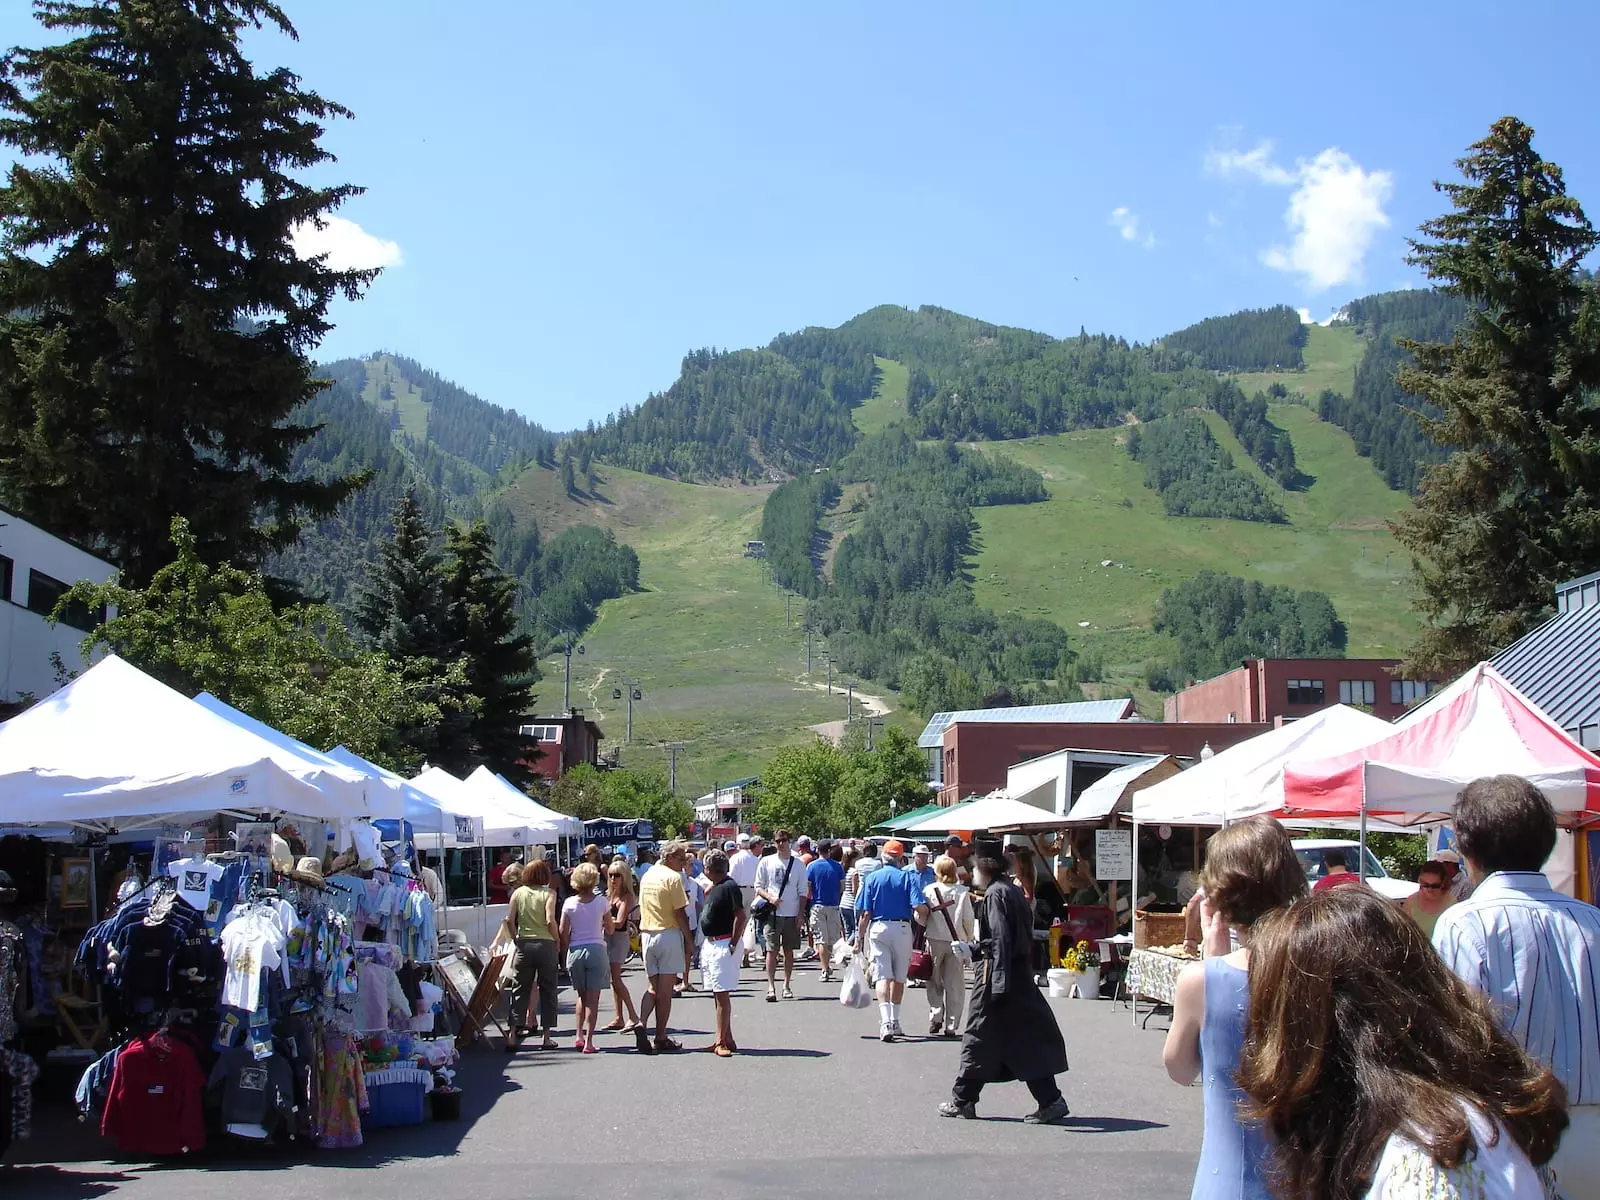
[
  {"xmin": 290, "ymin": 215, "xmax": 403, "ymax": 272},
  {"xmin": 1296, "ymin": 306, "xmax": 1314, "ymax": 324},
  {"xmin": 1207, "ymin": 139, "xmax": 1392, "ymax": 291},
  {"xmin": 1108, "ymin": 206, "xmax": 1156, "ymax": 250}
]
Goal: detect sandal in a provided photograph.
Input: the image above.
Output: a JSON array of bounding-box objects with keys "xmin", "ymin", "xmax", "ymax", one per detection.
[
  {"xmin": 634, "ymin": 1026, "xmax": 656, "ymax": 1055},
  {"xmin": 504, "ymin": 1032, "xmax": 519, "ymax": 1053},
  {"xmin": 654, "ymin": 1037, "xmax": 684, "ymax": 1053},
  {"xmin": 603, "ymin": 1018, "xmax": 627, "ymax": 1032},
  {"xmin": 766, "ymin": 990, "xmax": 777, "ymax": 1003},
  {"xmin": 713, "ymin": 1043, "xmax": 733, "ymax": 1058},
  {"xmin": 782, "ymin": 986, "xmax": 794, "ymax": 1000}
]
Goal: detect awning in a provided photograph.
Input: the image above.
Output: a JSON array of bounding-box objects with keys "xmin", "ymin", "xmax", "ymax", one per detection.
[
  {"xmin": 1064, "ymin": 756, "xmax": 1180, "ymax": 823},
  {"xmin": 902, "ymin": 791, "xmax": 1070, "ymax": 834},
  {"xmin": 462, "ymin": 765, "xmax": 582, "ymax": 839},
  {"xmin": 870, "ymin": 803, "xmax": 945, "ymax": 832}
]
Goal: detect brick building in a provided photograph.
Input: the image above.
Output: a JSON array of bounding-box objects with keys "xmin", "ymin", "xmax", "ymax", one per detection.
[
  {"xmin": 1163, "ymin": 658, "xmax": 1443, "ymax": 725},
  {"xmin": 930, "ymin": 718, "xmax": 1267, "ymax": 807},
  {"xmin": 518, "ymin": 712, "xmax": 604, "ymax": 782}
]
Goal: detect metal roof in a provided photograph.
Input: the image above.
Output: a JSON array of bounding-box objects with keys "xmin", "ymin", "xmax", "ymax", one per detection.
[
  {"xmin": 870, "ymin": 803, "xmax": 946, "ymax": 832},
  {"xmin": 1063, "ymin": 756, "xmax": 1179, "ymax": 824},
  {"xmin": 1491, "ymin": 601, "xmax": 1600, "ymax": 737},
  {"xmin": 916, "ymin": 699, "xmax": 1136, "ymax": 748}
]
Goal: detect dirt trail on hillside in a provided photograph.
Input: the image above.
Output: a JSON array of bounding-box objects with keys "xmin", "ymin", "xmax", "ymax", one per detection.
[{"xmin": 799, "ymin": 679, "xmax": 891, "ymax": 717}]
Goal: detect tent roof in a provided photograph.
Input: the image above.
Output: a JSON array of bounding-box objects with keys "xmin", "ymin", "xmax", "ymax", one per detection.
[
  {"xmin": 902, "ymin": 792, "xmax": 1070, "ymax": 834},
  {"xmin": 0, "ymin": 656, "xmax": 372, "ymax": 827},
  {"xmin": 1134, "ymin": 704, "xmax": 1392, "ymax": 827},
  {"xmin": 1283, "ymin": 664, "xmax": 1600, "ymax": 822},
  {"xmin": 1065, "ymin": 756, "xmax": 1181, "ymax": 824},
  {"xmin": 870, "ymin": 802, "xmax": 945, "ymax": 831},
  {"xmin": 462, "ymin": 766, "xmax": 582, "ymax": 838},
  {"xmin": 325, "ymin": 745, "xmax": 438, "ymax": 825}
]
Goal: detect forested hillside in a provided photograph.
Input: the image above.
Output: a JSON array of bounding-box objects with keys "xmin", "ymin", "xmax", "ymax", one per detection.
[
  {"xmin": 1160, "ymin": 305, "xmax": 1308, "ymax": 370},
  {"xmin": 270, "ymin": 354, "xmax": 635, "ymax": 650},
  {"xmin": 1128, "ymin": 415, "xmax": 1287, "ymax": 523},
  {"xmin": 1315, "ymin": 290, "xmax": 1471, "ymax": 492}
]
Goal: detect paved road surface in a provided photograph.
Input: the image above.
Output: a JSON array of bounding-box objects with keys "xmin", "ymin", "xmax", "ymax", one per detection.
[{"xmin": 11, "ymin": 957, "xmax": 1200, "ymax": 1198}]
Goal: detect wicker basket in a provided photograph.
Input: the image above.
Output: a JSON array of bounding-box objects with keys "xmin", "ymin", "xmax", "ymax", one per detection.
[{"xmin": 1134, "ymin": 908, "xmax": 1186, "ymax": 949}]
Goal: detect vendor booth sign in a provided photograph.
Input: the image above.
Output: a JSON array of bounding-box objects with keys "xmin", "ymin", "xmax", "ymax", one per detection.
[
  {"xmin": 1095, "ymin": 829, "xmax": 1133, "ymax": 881},
  {"xmin": 583, "ymin": 818, "xmax": 654, "ymax": 842}
]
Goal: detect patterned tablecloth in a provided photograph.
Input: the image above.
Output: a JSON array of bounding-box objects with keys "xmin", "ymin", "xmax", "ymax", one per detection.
[{"xmin": 1125, "ymin": 948, "xmax": 1196, "ymax": 1006}]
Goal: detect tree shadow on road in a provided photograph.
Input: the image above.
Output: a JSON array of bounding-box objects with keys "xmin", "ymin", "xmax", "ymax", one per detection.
[{"xmin": 0, "ymin": 1165, "xmax": 132, "ymax": 1200}]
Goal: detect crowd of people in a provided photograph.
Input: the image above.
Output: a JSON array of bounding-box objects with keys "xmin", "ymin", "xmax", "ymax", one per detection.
[{"xmin": 485, "ymin": 770, "xmax": 1598, "ymax": 1198}]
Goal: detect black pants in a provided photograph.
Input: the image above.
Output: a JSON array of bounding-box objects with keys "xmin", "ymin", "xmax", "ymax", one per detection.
[{"xmin": 952, "ymin": 1071, "xmax": 1061, "ymax": 1108}]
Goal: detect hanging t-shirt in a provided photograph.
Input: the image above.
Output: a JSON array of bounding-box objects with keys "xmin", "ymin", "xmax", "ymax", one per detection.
[
  {"xmin": 219, "ymin": 912, "xmax": 284, "ymax": 1012},
  {"xmin": 337, "ymin": 821, "xmax": 384, "ymax": 870},
  {"xmin": 166, "ymin": 858, "xmax": 224, "ymax": 915}
]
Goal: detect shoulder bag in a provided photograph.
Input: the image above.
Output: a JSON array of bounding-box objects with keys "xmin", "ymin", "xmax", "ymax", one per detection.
[{"xmin": 750, "ymin": 856, "xmax": 795, "ymax": 924}]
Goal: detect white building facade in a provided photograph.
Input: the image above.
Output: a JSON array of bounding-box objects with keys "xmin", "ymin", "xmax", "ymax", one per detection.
[{"xmin": 0, "ymin": 507, "xmax": 117, "ymax": 705}]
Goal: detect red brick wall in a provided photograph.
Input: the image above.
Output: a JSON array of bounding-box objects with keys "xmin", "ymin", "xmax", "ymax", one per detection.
[
  {"xmin": 1164, "ymin": 659, "xmax": 1443, "ymax": 725},
  {"xmin": 1164, "ymin": 665, "xmax": 1255, "ymax": 723},
  {"xmin": 939, "ymin": 721, "xmax": 1269, "ymax": 806}
]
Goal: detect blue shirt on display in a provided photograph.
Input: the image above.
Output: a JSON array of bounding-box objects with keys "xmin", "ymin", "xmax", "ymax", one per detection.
[
  {"xmin": 856, "ymin": 865, "xmax": 921, "ymax": 922},
  {"xmin": 806, "ymin": 857, "xmax": 845, "ymax": 907}
]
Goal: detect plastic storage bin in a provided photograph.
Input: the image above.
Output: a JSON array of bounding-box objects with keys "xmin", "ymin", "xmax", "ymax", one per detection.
[{"xmin": 364, "ymin": 1077, "xmax": 428, "ymax": 1128}]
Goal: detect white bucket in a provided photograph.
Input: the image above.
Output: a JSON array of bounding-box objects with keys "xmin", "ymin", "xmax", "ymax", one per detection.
[{"xmin": 1046, "ymin": 968, "xmax": 1072, "ymax": 997}]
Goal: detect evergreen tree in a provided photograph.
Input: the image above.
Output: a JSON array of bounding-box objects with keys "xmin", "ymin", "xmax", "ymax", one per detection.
[
  {"xmin": 442, "ymin": 520, "xmax": 537, "ymax": 783},
  {"xmin": 353, "ymin": 491, "xmax": 448, "ymax": 661},
  {"xmin": 0, "ymin": 1, "xmax": 376, "ymax": 583},
  {"xmin": 1392, "ymin": 117, "xmax": 1600, "ymax": 671}
]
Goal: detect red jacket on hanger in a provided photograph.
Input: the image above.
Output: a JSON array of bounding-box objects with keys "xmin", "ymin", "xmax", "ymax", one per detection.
[{"xmin": 101, "ymin": 1031, "xmax": 206, "ymax": 1154}]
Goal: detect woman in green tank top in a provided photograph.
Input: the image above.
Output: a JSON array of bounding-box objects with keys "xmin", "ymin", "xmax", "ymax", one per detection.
[{"xmin": 502, "ymin": 860, "xmax": 559, "ymax": 1050}]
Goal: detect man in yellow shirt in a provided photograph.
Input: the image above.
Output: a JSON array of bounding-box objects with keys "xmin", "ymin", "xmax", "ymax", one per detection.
[{"xmin": 636, "ymin": 840, "xmax": 694, "ymax": 1053}]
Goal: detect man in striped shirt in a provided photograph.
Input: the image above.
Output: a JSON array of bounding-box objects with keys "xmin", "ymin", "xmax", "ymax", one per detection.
[{"xmin": 1433, "ymin": 774, "xmax": 1600, "ymax": 1198}]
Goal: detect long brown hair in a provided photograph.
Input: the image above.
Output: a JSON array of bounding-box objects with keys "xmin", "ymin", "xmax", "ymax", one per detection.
[
  {"xmin": 1198, "ymin": 815, "xmax": 1307, "ymax": 929},
  {"xmin": 1238, "ymin": 888, "xmax": 1567, "ymax": 1200}
]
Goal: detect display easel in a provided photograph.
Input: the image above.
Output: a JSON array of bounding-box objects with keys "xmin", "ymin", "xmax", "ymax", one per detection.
[{"xmin": 438, "ymin": 949, "xmax": 510, "ymax": 1049}]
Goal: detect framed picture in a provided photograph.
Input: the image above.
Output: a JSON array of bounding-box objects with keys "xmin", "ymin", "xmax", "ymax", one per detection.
[{"xmin": 60, "ymin": 857, "xmax": 92, "ymax": 909}]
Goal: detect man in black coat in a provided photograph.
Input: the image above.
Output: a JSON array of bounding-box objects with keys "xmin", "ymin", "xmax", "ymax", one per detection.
[{"xmin": 937, "ymin": 848, "xmax": 1070, "ymax": 1123}]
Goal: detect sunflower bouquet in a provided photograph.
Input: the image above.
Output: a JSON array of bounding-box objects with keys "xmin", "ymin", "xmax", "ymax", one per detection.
[{"xmin": 1059, "ymin": 939, "xmax": 1101, "ymax": 973}]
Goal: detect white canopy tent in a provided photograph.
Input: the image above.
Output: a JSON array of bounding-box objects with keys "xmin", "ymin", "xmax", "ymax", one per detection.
[
  {"xmin": 324, "ymin": 745, "xmax": 441, "ymax": 829},
  {"xmin": 462, "ymin": 766, "xmax": 582, "ymax": 840},
  {"xmin": 1132, "ymin": 704, "xmax": 1393, "ymax": 827},
  {"xmin": 193, "ymin": 693, "xmax": 403, "ymax": 821},
  {"xmin": 0, "ymin": 656, "xmax": 372, "ymax": 829},
  {"xmin": 902, "ymin": 790, "xmax": 1074, "ymax": 834}
]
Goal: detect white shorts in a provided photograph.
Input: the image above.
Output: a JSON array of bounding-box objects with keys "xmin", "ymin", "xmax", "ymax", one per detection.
[
  {"xmin": 811, "ymin": 905, "xmax": 843, "ymax": 948},
  {"xmin": 642, "ymin": 928, "xmax": 685, "ymax": 978},
  {"xmin": 699, "ymin": 937, "xmax": 740, "ymax": 993},
  {"xmin": 867, "ymin": 920, "xmax": 913, "ymax": 983}
]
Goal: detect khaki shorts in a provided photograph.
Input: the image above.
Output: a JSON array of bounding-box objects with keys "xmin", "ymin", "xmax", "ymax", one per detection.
[
  {"xmin": 867, "ymin": 920, "xmax": 913, "ymax": 982},
  {"xmin": 766, "ymin": 914, "xmax": 802, "ymax": 951},
  {"xmin": 642, "ymin": 928, "xmax": 685, "ymax": 978},
  {"xmin": 810, "ymin": 905, "xmax": 843, "ymax": 948}
]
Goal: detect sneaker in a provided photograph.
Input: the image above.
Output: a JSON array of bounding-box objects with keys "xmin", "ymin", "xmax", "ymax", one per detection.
[
  {"xmin": 937, "ymin": 1101, "xmax": 977, "ymax": 1119},
  {"xmin": 634, "ymin": 1026, "xmax": 656, "ymax": 1055},
  {"xmin": 1022, "ymin": 1097, "xmax": 1071, "ymax": 1125},
  {"xmin": 891, "ymin": 1021, "xmax": 905, "ymax": 1039},
  {"xmin": 928, "ymin": 1021, "xmax": 942, "ymax": 1036},
  {"xmin": 880, "ymin": 1024, "xmax": 897, "ymax": 1043}
]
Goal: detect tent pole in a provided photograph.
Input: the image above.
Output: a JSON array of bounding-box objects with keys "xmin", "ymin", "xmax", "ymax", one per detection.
[
  {"xmin": 1131, "ymin": 817, "xmax": 1140, "ymax": 1028},
  {"xmin": 1359, "ymin": 795, "xmax": 1369, "ymax": 883}
]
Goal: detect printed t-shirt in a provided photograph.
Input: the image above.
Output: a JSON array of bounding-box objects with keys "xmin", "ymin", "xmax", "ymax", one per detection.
[
  {"xmin": 639, "ymin": 864, "xmax": 689, "ymax": 932},
  {"xmin": 165, "ymin": 858, "xmax": 224, "ymax": 915}
]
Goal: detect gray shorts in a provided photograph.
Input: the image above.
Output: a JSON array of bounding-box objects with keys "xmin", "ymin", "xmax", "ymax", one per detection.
[
  {"xmin": 607, "ymin": 930, "xmax": 632, "ymax": 964},
  {"xmin": 811, "ymin": 905, "xmax": 843, "ymax": 948},
  {"xmin": 642, "ymin": 928, "xmax": 685, "ymax": 978},
  {"xmin": 767, "ymin": 915, "xmax": 802, "ymax": 951},
  {"xmin": 567, "ymin": 943, "xmax": 608, "ymax": 993}
]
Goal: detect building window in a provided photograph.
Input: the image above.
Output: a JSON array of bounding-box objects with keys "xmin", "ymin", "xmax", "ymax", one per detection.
[
  {"xmin": 0, "ymin": 554, "xmax": 11, "ymax": 603},
  {"xmin": 518, "ymin": 724, "xmax": 561, "ymax": 741},
  {"xmin": 1389, "ymin": 679, "xmax": 1440, "ymax": 706},
  {"xmin": 1338, "ymin": 679, "xmax": 1376, "ymax": 706},
  {"xmin": 26, "ymin": 569, "xmax": 101, "ymax": 632},
  {"xmin": 1286, "ymin": 679, "xmax": 1325, "ymax": 705}
]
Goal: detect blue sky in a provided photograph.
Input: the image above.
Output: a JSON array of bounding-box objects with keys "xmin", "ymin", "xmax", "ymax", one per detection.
[{"xmin": 3, "ymin": 1, "xmax": 1597, "ymax": 428}]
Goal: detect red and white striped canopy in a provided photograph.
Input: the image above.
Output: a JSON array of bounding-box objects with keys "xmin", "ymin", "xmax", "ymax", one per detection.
[{"xmin": 1282, "ymin": 663, "xmax": 1600, "ymax": 824}]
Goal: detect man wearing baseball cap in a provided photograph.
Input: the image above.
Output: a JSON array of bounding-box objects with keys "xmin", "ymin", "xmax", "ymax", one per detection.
[{"xmin": 855, "ymin": 840, "xmax": 928, "ymax": 1041}]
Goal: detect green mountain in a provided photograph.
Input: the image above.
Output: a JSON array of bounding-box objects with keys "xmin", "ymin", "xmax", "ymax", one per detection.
[{"xmin": 260, "ymin": 294, "xmax": 1462, "ymax": 790}]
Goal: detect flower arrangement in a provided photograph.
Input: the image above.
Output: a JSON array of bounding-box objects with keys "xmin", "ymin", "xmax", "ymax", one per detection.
[{"xmin": 1060, "ymin": 940, "xmax": 1101, "ymax": 973}]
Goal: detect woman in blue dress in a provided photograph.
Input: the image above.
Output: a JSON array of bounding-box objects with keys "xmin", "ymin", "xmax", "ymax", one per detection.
[{"xmin": 1163, "ymin": 816, "xmax": 1307, "ymax": 1200}]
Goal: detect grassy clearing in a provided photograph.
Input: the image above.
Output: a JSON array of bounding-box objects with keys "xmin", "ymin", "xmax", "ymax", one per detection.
[
  {"xmin": 852, "ymin": 356, "xmax": 910, "ymax": 435},
  {"xmin": 1229, "ymin": 323, "xmax": 1363, "ymax": 401},
  {"xmin": 361, "ymin": 354, "xmax": 429, "ymax": 441},
  {"xmin": 499, "ymin": 460, "xmax": 894, "ymax": 795},
  {"xmin": 966, "ymin": 406, "xmax": 1418, "ymax": 684}
]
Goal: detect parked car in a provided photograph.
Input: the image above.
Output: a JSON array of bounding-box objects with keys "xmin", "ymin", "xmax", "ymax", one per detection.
[{"xmin": 1291, "ymin": 838, "xmax": 1418, "ymax": 901}]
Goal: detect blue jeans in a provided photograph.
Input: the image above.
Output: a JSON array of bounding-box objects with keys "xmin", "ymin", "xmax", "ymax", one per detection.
[{"xmin": 842, "ymin": 907, "xmax": 858, "ymax": 939}]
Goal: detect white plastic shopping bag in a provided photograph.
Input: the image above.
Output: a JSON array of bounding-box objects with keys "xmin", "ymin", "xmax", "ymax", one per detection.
[
  {"xmin": 830, "ymin": 936, "xmax": 853, "ymax": 970},
  {"xmin": 839, "ymin": 955, "xmax": 873, "ymax": 1009}
]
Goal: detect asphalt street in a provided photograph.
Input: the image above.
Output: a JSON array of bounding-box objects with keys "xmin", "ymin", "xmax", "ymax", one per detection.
[{"xmin": 9, "ymin": 956, "xmax": 1201, "ymax": 1199}]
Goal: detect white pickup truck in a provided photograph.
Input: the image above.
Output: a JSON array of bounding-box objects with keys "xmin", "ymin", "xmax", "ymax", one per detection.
[{"xmin": 1291, "ymin": 838, "xmax": 1419, "ymax": 901}]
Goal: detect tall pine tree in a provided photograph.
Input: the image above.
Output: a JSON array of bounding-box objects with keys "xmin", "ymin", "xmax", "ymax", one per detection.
[
  {"xmin": 442, "ymin": 521, "xmax": 538, "ymax": 784},
  {"xmin": 1392, "ymin": 117, "xmax": 1600, "ymax": 671},
  {"xmin": 0, "ymin": 1, "xmax": 374, "ymax": 583},
  {"xmin": 354, "ymin": 491, "xmax": 448, "ymax": 661}
]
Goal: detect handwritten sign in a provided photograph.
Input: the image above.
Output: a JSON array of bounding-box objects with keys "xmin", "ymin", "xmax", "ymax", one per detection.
[{"xmin": 1095, "ymin": 828, "xmax": 1133, "ymax": 881}]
